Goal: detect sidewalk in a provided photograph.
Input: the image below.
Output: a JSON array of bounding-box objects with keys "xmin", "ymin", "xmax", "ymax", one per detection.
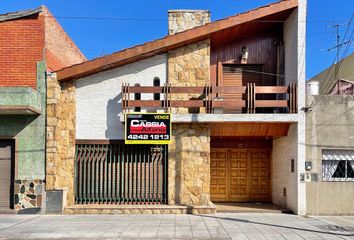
[{"xmin": 0, "ymin": 213, "xmax": 353, "ymax": 239}]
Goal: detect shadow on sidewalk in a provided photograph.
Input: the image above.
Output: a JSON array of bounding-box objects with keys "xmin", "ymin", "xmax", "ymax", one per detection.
[{"xmin": 197, "ymin": 214, "xmax": 354, "ymax": 237}]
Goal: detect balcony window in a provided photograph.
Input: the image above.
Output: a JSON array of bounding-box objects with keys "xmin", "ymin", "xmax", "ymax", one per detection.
[
  {"xmin": 153, "ymin": 77, "xmax": 160, "ymax": 100},
  {"xmin": 134, "ymin": 83, "xmax": 141, "ymax": 112}
]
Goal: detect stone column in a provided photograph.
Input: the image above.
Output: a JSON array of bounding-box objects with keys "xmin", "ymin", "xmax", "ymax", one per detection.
[
  {"xmin": 167, "ymin": 10, "xmax": 212, "ymax": 209},
  {"xmin": 46, "ymin": 73, "xmax": 76, "ymax": 207},
  {"xmin": 168, "ymin": 124, "xmax": 211, "ymax": 206}
]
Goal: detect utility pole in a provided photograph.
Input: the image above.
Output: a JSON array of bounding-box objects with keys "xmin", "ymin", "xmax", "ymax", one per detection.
[{"xmin": 327, "ymin": 23, "xmax": 350, "ymax": 94}]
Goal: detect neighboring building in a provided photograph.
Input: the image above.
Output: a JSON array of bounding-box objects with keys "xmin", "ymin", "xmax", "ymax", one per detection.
[
  {"xmin": 306, "ymin": 53, "xmax": 354, "ymax": 215},
  {"xmin": 0, "ymin": 6, "xmax": 85, "ymax": 213},
  {"xmin": 47, "ymin": 0, "xmax": 308, "ymax": 214},
  {"xmin": 308, "ymin": 52, "xmax": 354, "ymax": 96}
]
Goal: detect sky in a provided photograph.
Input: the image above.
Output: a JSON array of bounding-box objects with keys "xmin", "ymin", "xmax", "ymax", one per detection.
[{"xmin": 1, "ymin": 0, "xmax": 353, "ymax": 80}]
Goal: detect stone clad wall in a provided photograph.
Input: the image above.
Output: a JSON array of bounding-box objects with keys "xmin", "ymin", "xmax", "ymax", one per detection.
[
  {"xmin": 46, "ymin": 73, "xmax": 76, "ymax": 206},
  {"xmin": 167, "ymin": 10, "xmax": 212, "ymax": 208},
  {"xmin": 168, "ymin": 124, "xmax": 211, "ymax": 206},
  {"xmin": 168, "ymin": 40, "xmax": 210, "ymax": 86},
  {"xmin": 14, "ymin": 180, "xmax": 44, "ymax": 212},
  {"xmin": 167, "ymin": 9, "xmax": 210, "ymax": 114},
  {"xmin": 168, "ymin": 40, "xmax": 210, "ymax": 114},
  {"xmin": 168, "ymin": 10, "xmax": 210, "ymax": 35}
]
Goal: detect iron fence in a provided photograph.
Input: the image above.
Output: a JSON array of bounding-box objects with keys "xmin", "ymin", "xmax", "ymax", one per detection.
[{"xmin": 75, "ymin": 143, "xmax": 168, "ymax": 204}]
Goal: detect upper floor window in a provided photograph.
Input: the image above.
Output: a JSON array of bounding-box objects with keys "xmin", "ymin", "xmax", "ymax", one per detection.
[
  {"xmin": 153, "ymin": 77, "xmax": 160, "ymax": 100},
  {"xmin": 322, "ymin": 149, "xmax": 354, "ymax": 181},
  {"xmin": 134, "ymin": 83, "xmax": 141, "ymax": 112}
]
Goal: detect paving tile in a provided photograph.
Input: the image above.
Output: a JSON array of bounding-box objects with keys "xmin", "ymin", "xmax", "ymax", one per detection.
[
  {"xmin": 230, "ymin": 234, "xmax": 248, "ymax": 240},
  {"xmin": 0, "ymin": 213, "xmax": 353, "ymax": 239},
  {"xmin": 280, "ymin": 233, "xmax": 307, "ymax": 240},
  {"xmin": 262, "ymin": 233, "xmax": 287, "ymax": 240},
  {"xmin": 157, "ymin": 231, "xmax": 175, "ymax": 238},
  {"xmin": 175, "ymin": 230, "xmax": 193, "ymax": 239},
  {"xmin": 120, "ymin": 231, "xmax": 140, "ymax": 238},
  {"xmin": 245, "ymin": 233, "xmax": 268, "ymax": 240},
  {"xmin": 192, "ymin": 231, "xmax": 213, "ymax": 239}
]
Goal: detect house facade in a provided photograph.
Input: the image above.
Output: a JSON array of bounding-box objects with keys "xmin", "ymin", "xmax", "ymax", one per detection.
[
  {"xmin": 46, "ymin": 0, "xmax": 309, "ymax": 215},
  {"xmin": 306, "ymin": 53, "xmax": 354, "ymax": 215},
  {"xmin": 0, "ymin": 6, "xmax": 85, "ymax": 213}
]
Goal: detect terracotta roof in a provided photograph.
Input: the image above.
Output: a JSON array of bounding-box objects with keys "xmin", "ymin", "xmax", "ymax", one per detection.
[{"xmin": 57, "ymin": 0, "xmax": 298, "ymax": 82}]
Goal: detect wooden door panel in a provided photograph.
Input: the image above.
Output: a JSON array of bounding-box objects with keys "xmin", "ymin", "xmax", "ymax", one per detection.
[
  {"xmin": 210, "ymin": 149, "xmax": 228, "ymax": 201},
  {"xmin": 249, "ymin": 149, "xmax": 270, "ymax": 202},
  {"xmin": 260, "ymin": 169, "xmax": 269, "ymax": 177},
  {"xmin": 229, "ymin": 149, "xmax": 249, "ymax": 201},
  {"xmin": 217, "ymin": 160, "xmax": 227, "ymax": 168},
  {"xmin": 230, "ymin": 187, "xmax": 248, "ymax": 195},
  {"xmin": 211, "ymin": 147, "xmax": 270, "ymax": 203}
]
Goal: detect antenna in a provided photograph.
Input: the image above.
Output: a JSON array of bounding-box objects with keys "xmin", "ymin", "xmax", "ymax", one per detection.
[{"xmin": 327, "ymin": 23, "xmax": 350, "ymax": 94}]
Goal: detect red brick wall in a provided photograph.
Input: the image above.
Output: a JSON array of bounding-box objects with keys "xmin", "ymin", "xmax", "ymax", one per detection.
[
  {"xmin": 0, "ymin": 14, "xmax": 45, "ymax": 88},
  {"xmin": 44, "ymin": 8, "xmax": 86, "ymax": 72},
  {"xmin": 0, "ymin": 7, "xmax": 86, "ymax": 89}
]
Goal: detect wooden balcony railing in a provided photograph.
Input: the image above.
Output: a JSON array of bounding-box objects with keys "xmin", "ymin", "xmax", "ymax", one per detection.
[{"xmin": 122, "ymin": 83, "xmax": 297, "ymax": 114}]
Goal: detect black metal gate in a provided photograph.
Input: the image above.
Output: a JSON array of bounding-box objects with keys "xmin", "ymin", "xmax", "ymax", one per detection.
[{"xmin": 75, "ymin": 143, "xmax": 168, "ymax": 204}]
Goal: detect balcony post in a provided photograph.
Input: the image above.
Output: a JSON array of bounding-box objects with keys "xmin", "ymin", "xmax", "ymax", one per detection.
[
  {"xmin": 247, "ymin": 83, "xmax": 255, "ymax": 113},
  {"xmin": 288, "ymin": 83, "xmax": 297, "ymax": 113},
  {"xmin": 121, "ymin": 83, "xmax": 126, "ymax": 113}
]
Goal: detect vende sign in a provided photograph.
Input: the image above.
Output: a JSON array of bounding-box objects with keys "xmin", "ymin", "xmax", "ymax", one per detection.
[
  {"xmin": 130, "ymin": 120, "xmax": 167, "ymax": 134},
  {"xmin": 125, "ymin": 113, "xmax": 171, "ymax": 144}
]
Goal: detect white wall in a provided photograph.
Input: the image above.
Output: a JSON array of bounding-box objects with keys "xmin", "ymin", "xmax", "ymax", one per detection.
[
  {"xmin": 272, "ymin": 124, "xmax": 298, "ymax": 212},
  {"xmin": 283, "ymin": 0, "xmax": 307, "ymax": 215},
  {"xmin": 284, "ymin": 0, "xmax": 306, "ymax": 108},
  {"xmin": 76, "ymin": 54, "xmax": 167, "ymax": 140}
]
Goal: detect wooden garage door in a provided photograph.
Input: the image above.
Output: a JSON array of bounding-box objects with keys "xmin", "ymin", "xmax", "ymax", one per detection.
[
  {"xmin": 210, "ymin": 148, "xmax": 270, "ymax": 202},
  {"xmin": 0, "ymin": 141, "xmax": 13, "ymax": 208}
]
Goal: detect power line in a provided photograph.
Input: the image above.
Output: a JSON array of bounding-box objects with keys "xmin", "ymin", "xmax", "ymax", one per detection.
[
  {"xmin": 317, "ymin": 25, "xmax": 353, "ymax": 96},
  {"xmin": 43, "ymin": 15, "xmax": 350, "ymax": 23},
  {"xmin": 327, "ymin": 23, "xmax": 351, "ymax": 94},
  {"xmin": 308, "ymin": 14, "xmax": 354, "ymax": 108},
  {"xmin": 328, "ymin": 30, "xmax": 354, "ymax": 84},
  {"xmin": 241, "ymin": 69, "xmax": 298, "ymax": 80},
  {"xmin": 50, "ymin": 16, "xmax": 166, "ymax": 22},
  {"xmin": 310, "ymin": 29, "xmax": 354, "ymax": 108}
]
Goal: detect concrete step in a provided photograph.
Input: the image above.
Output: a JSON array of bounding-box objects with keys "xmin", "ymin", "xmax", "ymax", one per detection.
[
  {"xmin": 64, "ymin": 204, "xmax": 216, "ymax": 214},
  {"xmin": 215, "ymin": 203, "xmax": 286, "ymax": 213}
]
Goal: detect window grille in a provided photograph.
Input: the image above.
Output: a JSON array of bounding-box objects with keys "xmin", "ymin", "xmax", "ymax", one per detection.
[{"xmin": 322, "ymin": 149, "xmax": 354, "ymax": 181}]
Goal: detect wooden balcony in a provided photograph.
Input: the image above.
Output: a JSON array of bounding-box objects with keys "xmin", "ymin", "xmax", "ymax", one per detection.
[{"xmin": 121, "ymin": 83, "xmax": 297, "ymax": 114}]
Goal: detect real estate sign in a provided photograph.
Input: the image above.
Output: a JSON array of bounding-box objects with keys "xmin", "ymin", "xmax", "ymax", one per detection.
[{"xmin": 125, "ymin": 113, "xmax": 171, "ymax": 144}]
